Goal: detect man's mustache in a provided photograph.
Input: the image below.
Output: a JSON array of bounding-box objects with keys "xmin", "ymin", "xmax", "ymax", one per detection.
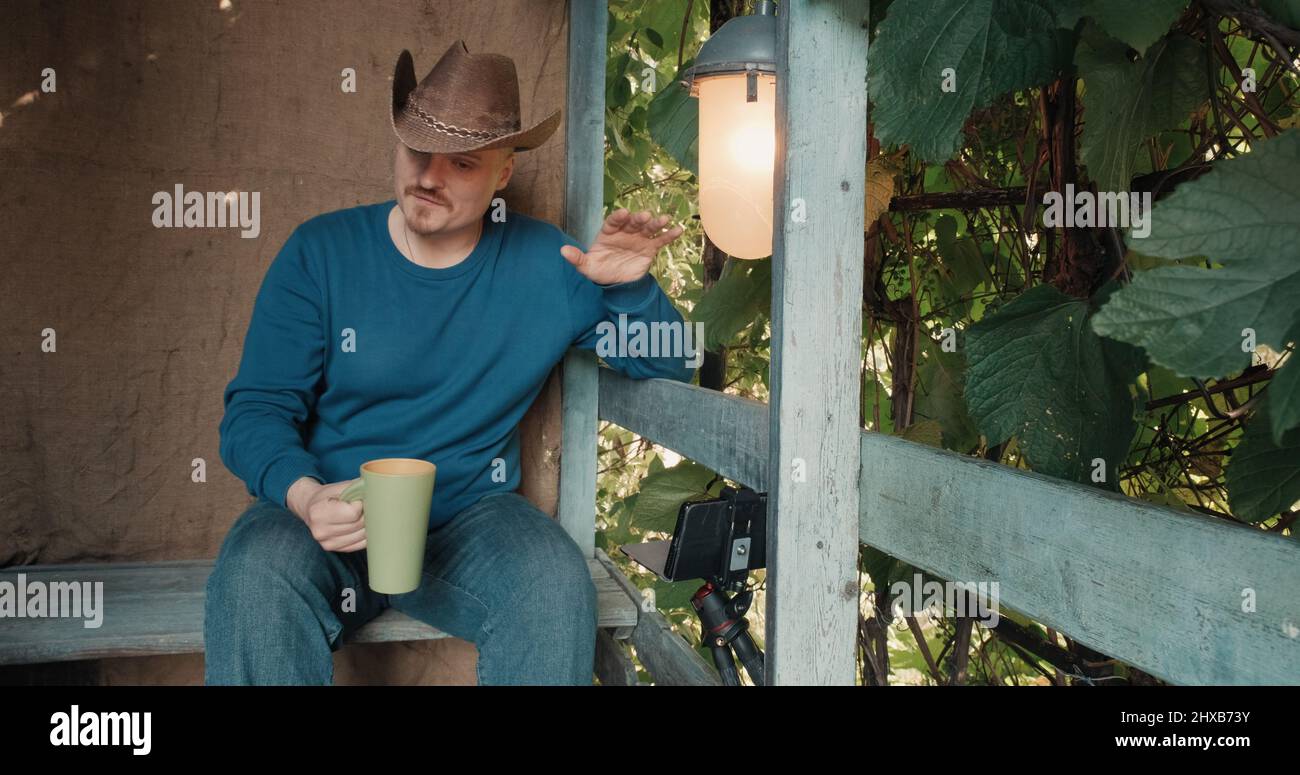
[{"xmin": 407, "ymin": 188, "xmax": 446, "ymax": 205}]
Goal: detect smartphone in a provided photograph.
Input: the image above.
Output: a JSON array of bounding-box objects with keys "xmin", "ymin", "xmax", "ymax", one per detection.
[{"xmin": 662, "ymin": 488, "xmax": 767, "ymax": 583}]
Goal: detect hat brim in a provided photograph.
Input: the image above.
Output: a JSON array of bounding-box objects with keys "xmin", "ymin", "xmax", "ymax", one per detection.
[{"xmin": 390, "ymin": 49, "xmax": 561, "ymax": 154}]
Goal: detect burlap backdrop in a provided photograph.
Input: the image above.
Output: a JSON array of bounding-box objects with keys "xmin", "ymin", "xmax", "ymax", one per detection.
[{"xmin": 0, "ymin": 0, "xmax": 571, "ymax": 685}]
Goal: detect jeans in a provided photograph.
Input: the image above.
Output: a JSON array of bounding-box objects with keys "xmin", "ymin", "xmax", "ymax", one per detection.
[{"xmin": 203, "ymin": 491, "xmax": 598, "ymax": 685}]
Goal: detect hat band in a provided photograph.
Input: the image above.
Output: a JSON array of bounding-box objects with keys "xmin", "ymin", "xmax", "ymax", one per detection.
[{"xmin": 404, "ymin": 102, "xmax": 510, "ymax": 142}]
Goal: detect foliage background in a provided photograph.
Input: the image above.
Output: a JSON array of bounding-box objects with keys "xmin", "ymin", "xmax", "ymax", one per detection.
[{"xmin": 599, "ymin": 0, "xmax": 1299, "ymax": 685}]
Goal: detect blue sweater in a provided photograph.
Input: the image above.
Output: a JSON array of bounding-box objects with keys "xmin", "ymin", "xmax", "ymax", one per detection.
[{"xmin": 219, "ymin": 201, "xmax": 696, "ymax": 530}]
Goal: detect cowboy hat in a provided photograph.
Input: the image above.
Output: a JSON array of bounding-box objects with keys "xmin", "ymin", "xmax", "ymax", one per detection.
[{"xmin": 390, "ymin": 40, "xmax": 561, "ymax": 154}]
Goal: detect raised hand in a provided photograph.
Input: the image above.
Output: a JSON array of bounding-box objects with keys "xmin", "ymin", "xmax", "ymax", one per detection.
[{"xmin": 559, "ymin": 208, "xmax": 685, "ymax": 286}]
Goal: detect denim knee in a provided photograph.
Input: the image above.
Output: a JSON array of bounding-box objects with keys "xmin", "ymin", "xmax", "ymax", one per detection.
[
  {"xmin": 206, "ymin": 500, "xmax": 339, "ymax": 631},
  {"xmin": 503, "ymin": 502, "xmax": 598, "ymax": 624},
  {"xmin": 212, "ymin": 501, "xmax": 319, "ymax": 576}
]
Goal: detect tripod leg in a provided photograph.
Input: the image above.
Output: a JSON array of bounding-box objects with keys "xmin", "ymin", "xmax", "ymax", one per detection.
[
  {"xmin": 710, "ymin": 643, "xmax": 742, "ymax": 686},
  {"xmin": 732, "ymin": 631, "xmax": 765, "ymax": 686}
]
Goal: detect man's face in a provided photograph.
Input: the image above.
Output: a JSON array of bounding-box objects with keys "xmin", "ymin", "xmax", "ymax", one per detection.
[{"xmin": 394, "ymin": 144, "xmax": 515, "ymax": 236}]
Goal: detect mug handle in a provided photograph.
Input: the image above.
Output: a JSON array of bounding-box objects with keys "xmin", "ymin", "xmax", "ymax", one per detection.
[{"xmin": 338, "ymin": 478, "xmax": 365, "ymax": 502}]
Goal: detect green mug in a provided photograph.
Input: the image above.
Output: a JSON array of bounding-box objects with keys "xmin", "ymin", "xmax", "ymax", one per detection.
[{"xmin": 338, "ymin": 458, "xmax": 436, "ymax": 594}]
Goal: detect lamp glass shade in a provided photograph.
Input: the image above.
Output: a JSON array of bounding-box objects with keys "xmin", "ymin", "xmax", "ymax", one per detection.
[{"xmin": 697, "ymin": 72, "xmax": 776, "ymax": 259}]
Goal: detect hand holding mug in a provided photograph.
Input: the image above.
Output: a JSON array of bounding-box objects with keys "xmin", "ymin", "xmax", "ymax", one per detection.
[
  {"xmin": 285, "ymin": 460, "xmax": 434, "ymax": 592},
  {"xmin": 288, "ymin": 478, "xmax": 367, "ymax": 553}
]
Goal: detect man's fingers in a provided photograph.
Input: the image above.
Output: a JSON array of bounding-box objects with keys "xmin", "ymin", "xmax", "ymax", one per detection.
[
  {"xmin": 653, "ymin": 224, "xmax": 685, "ymax": 248},
  {"xmin": 560, "ymin": 244, "xmax": 585, "ymax": 268},
  {"xmin": 335, "ymin": 537, "xmax": 367, "ymax": 553},
  {"xmin": 323, "ymin": 526, "xmax": 367, "ymax": 553},
  {"xmin": 600, "ymin": 209, "xmax": 674, "ymax": 242},
  {"xmin": 603, "ymin": 208, "xmax": 630, "ymax": 234},
  {"xmin": 312, "ymin": 512, "xmax": 364, "ymax": 541},
  {"xmin": 620, "ymin": 209, "xmax": 651, "ymax": 234},
  {"xmin": 316, "ymin": 500, "xmax": 364, "ymax": 525},
  {"xmin": 643, "ymin": 214, "xmax": 672, "ymax": 239},
  {"xmin": 644, "ymin": 213, "xmax": 670, "ymax": 233}
]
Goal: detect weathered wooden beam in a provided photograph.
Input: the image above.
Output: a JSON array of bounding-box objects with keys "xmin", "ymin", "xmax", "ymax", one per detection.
[
  {"xmin": 858, "ymin": 432, "xmax": 1300, "ymax": 685},
  {"xmin": 766, "ymin": 0, "xmax": 868, "ymax": 685},
  {"xmin": 594, "ymin": 628, "xmax": 639, "ymax": 686},
  {"xmin": 559, "ymin": 350, "xmax": 599, "ymax": 557},
  {"xmin": 591, "ymin": 368, "xmax": 1300, "ymax": 683},
  {"xmin": 556, "ymin": 0, "xmax": 608, "ymax": 557},
  {"xmin": 598, "ymin": 369, "xmax": 769, "ymax": 490}
]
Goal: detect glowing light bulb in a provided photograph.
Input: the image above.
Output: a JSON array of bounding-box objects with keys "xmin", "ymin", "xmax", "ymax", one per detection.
[{"xmin": 697, "ymin": 73, "xmax": 776, "ymax": 259}]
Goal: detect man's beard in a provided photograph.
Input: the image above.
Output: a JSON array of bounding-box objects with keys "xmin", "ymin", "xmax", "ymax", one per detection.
[{"xmin": 402, "ymin": 189, "xmax": 447, "ymax": 236}]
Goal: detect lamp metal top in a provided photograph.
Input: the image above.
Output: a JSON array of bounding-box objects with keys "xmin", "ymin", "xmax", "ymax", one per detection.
[{"xmin": 680, "ymin": 1, "xmax": 778, "ymax": 94}]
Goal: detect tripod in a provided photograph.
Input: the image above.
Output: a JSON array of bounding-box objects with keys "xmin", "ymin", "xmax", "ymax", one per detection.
[
  {"xmin": 692, "ymin": 579, "xmax": 764, "ymax": 686},
  {"xmin": 621, "ymin": 485, "xmax": 768, "ymax": 685}
]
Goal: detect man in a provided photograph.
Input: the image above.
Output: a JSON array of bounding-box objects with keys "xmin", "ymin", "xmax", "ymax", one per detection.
[{"xmin": 205, "ymin": 41, "xmax": 695, "ymax": 685}]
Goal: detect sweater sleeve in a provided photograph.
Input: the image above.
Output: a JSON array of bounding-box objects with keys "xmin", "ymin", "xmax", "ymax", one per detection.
[
  {"xmin": 561, "ymin": 232, "xmax": 698, "ymax": 384},
  {"xmin": 218, "ymin": 226, "xmax": 328, "ymax": 508}
]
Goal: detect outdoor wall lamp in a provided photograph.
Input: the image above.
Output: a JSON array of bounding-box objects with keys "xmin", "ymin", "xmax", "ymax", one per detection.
[{"xmin": 681, "ymin": 0, "xmax": 778, "ymax": 260}]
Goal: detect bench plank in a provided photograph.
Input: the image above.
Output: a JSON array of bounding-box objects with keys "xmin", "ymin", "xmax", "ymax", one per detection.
[{"xmin": 0, "ymin": 558, "xmax": 636, "ymax": 665}]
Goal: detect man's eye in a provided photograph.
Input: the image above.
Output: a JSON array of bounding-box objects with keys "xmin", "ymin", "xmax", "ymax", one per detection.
[{"xmin": 455, "ymin": 161, "xmax": 472, "ymax": 170}]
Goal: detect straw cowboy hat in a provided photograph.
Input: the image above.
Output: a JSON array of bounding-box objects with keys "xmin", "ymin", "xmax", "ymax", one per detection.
[{"xmin": 390, "ymin": 40, "xmax": 561, "ymax": 154}]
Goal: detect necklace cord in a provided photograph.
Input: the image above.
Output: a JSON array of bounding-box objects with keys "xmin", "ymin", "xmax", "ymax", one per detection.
[{"xmin": 401, "ymin": 205, "xmax": 483, "ymax": 268}]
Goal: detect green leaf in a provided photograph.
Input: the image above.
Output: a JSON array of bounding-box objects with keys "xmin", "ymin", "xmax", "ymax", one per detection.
[
  {"xmin": 1268, "ymin": 339, "xmax": 1300, "ymax": 443},
  {"xmin": 869, "ymin": 0, "xmax": 900, "ymax": 32},
  {"xmin": 1078, "ymin": 33, "xmax": 1206, "ymax": 191},
  {"xmin": 1124, "ymin": 248, "xmax": 1183, "ymax": 271},
  {"xmin": 966, "ymin": 284, "xmax": 1143, "ymax": 484},
  {"xmin": 1090, "ymin": 259, "xmax": 1300, "ymax": 379},
  {"xmin": 647, "ymin": 62, "xmax": 698, "ymax": 175},
  {"xmin": 1081, "ymin": 0, "xmax": 1189, "ymax": 54},
  {"xmin": 628, "ymin": 460, "xmax": 718, "ymax": 533},
  {"xmin": 1226, "ymin": 398, "xmax": 1300, "ymax": 522},
  {"xmin": 690, "ymin": 259, "xmax": 771, "ymax": 350},
  {"xmin": 923, "ymin": 163, "xmax": 956, "ymax": 193},
  {"xmin": 869, "ymin": 0, "xmax": 1070, "ymax": 162},
  {"xmin": 935, "ymin": 214, "xmax": 991, "ymax": 295},
  {"xmin": 607, "ymin": 152, "xmax": 642, "ymax": 191},
  {"xmin": 860, "ymin": 545, "xmax": 911, "ymax": 594},
  {"xmin": 1135, "ymin": 489, "xmax": 1195, "ymax": 512},
  {"xmin": 1145, "ymin": 364, "xmax": 1192, "ymax": 401},
  {"xmin": 1093, "ymin": 132, "xmax": 1300, "ymax": 384},
  {"xmin": 604, "ymin": 490, "xmax": 638, "ymax": 547},
  {"xmin": 912, "ymin": 335, "xmax": 981, "ymax": 452},
  {"xmin": 652, "ymin": 577, "xmax": 698, "ymax": 611},
  {"xmin": 627, "ymin": 104, "xmax": 648, "ymax": 134},
  {"xmin": 1129, "ymin": 131, "xmax": 1300, "ymax": 265},
  {"xmin": 639, "ymin": 0, "xmax": 691, "ymax": 57},
  {"xmin": 606, "ymin": 52, "xmax": 634, "ymax": 110},
  {"xmin": 1260, "ymin": 0, "xmax": 1300, "ymax": 28},
  {"xmin": 1050, "ymin": 0, "xmax": 1091, "ymax": 27},
  {"xmin": 605, "ymin": 108, "xmax": 630, "ymax": 156},
  {"xmin": 898, "ymin": 418, "xmax": 945, "ymax": 448}
]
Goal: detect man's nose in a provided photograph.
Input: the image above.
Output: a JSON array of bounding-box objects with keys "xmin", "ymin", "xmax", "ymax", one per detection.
[{"xmin": 417, "ymin": 155, "xmax": 447, "ymax": 190}]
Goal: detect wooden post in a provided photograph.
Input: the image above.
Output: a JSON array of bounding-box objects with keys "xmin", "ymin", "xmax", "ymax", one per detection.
[
  {"xmin": 556, "ymin": 0, "xmax": 607, "ymax": 558},
  {"xmin": 766, "ymin": 0, "xmax": 868, "ymax": 685}
]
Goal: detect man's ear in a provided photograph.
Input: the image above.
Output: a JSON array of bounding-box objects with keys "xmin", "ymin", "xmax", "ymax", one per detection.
[{"xmin": 495, "ymin": 148, "xmax": 516, "ymax": 191}]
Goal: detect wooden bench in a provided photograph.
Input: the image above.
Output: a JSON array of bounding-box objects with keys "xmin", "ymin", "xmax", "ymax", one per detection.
[{"xmin": 0, "ymin": 554, "xmax": 638, "ymax": 666}]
